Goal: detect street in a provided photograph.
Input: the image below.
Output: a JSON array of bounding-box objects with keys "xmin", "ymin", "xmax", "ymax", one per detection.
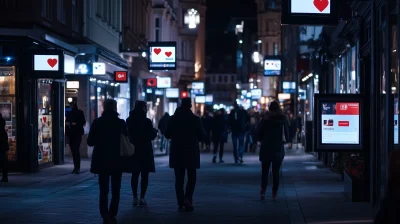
[{"xmin": 0, "ymin": 147, "xmax": 375, "ymax": 224}]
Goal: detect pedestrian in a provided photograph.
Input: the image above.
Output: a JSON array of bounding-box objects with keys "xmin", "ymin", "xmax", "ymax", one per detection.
[
  {"xmin": 374, "ymin": 149, "xmax": 400, "ymax": 223},
  {"xmin": 211, "ymin": 108, "xmax": 228, "ymax": 163},
  {"xmin": 201, "ymin": 111, "xmax": 212, "ymax": 151},
  {"xmin": 126, "ymin": 101, "xmax": 158, "ymax": 207},
  {"xmin": 288, "ymin": 113, "xmax": 297, "ymax": 149},
  {"xmin": 158, "ymin": 112, "xmax": 170, "ymax": 152},
  {"xmin": 0, "ymin": 113, "xmax": 9, "ymax": 182},
  {"xmin": 66, "ymin": 102, "xmax": 86, "ymax": 174},
  {"xmin": 228, "ymin": 102, "xmax": 249, "ymax": 163},
  {"xmin": 165, "ymin": 97, "xmax": 205, "ymax": 212},
  {"xmin": 87, "ymin": 99, "xmax": 126, "ymax": 224},
  {"xmin": 258, "ymin": 101, "xmax": 289, "ymax": 200}
]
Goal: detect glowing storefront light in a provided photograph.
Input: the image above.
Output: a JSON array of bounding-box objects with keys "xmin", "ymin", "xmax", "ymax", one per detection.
[{"xmin": 184, "ymin": 9, "xmax": 200, "ymax": 29}]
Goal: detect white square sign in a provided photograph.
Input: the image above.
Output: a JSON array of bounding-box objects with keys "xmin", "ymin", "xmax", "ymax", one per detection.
[
  {"xmin": 34, "ymin": 55, "xmax": 59, "ymax": 71},
  {"xmin": 157, "ymin": 77, "xmax": 171, "ymax": 88},
  {"xmin": 291, "ymin": 0, "xmax": 331, "ymax": 14},
  {"xmin": 150, "ymin": 47, "xmax": 176, "ymax": 63}
]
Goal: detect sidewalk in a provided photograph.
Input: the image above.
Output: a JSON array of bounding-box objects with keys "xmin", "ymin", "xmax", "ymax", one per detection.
[{"xmin": 0, "ymin": 147, "xmax": 376, "ymax": 223}]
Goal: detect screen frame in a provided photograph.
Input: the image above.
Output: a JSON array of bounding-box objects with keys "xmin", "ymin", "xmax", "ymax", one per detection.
[
  {"xmin": 148, "ymin": 41, "xmax": 177, "ymax": 71},
  {"xmin": 165, "ymin": 88, "xmax": 179, "ymax": 98},
  {"xmin": 313, "ymin": 94, "xmax": 364, "ymax": 152},
  {"xmin": 31, "ymin": 50, "xmax": 65, "ymax": 79},
  {"xmin": 263, "ymin": 56, "xmax": 281, "ymax": 77},
  {"xmin": 281, "ymin": 0, "xmax": 338, "ymax": 26}
]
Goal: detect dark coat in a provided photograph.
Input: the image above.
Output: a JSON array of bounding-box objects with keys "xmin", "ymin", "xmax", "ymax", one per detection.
[
  {"xmin": 374, "ymin": 191, "xmax": 400, "ymax": 224},
  {"xmin": 125, "ymin": 109, "xmax": 157, "ymax": 173},
  {"xmin": 165, "ymin": 107, "xmax": 205, "ymax": 169},
  {"xmin": 258, "ymin": 112, "xmax": 289, "ymax": 163},
  {"xmin": 158, "ymin": 113, "xmax": 170, "ymax": 135},
  {"xmin": 211, "ymin": 114, "xmax": 228, "ymax": 143},
  {"xmin": 87, "ymin": 111, "xmax": 127, "ymax": 174},
  {"xmin": 228, "ymin": 108, "xmax": 249, "ymax": 134},
  {"xmin": 66, "ymin": 108, "xmax": 86, "ymax": 137}
]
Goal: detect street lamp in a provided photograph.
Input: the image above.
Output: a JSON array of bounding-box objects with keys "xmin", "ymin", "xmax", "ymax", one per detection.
[{"xmin": 184, "ymin": 9, "xmax": 200, "ymax": 29}]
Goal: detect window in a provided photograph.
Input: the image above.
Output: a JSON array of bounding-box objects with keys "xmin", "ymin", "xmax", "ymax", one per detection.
[
  {"xmin": 265, "ymin": 42, "xmax": 269, "ymax": 55},
  {"xmin": 155, "ymin": 18, "xmax": 160, "ymax": 41},
  {"xmin": 212, "ymin": 76, "xmax": 216, "ymax": 83},
  {"xmin": 273, "ymin": 43, "xmax": 279, "ymax": 55},
  {"xmin": 231, "ymin": 75, "xmax": 235, "ymax": 82},
  {"xmin": 57, "ymin": 0, "xmax": 66, "ymax": 23},
  {"xmin": 155, "ymin": 30, "xmax": 160, "ymax": 42},
  {"xmin": 72, "ymin": 0, "xmax": 78, "ymax": 31},
  {"xmin": 41, "ymin": 0, "xmax": 51, "ymax": 20},
  {"xmin": 218, "ymin": 76, "xmax": 222, "ymax": 83},
  {"xmin": 96, "ymin": 0, "xmax": 103, "ymax": 18},
  {"xmin": 224, "ymin": 76, "xmax": 228, "ymax": 83},
  {"xmin": 265, "ymin": 22, "xmax": 269, "ymax": 31}
]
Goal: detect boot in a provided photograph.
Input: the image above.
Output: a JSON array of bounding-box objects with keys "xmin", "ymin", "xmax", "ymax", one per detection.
[
  {"xmin": 260, "ymin": 187, "xmax": 266, "ymax": 201},
  {"xmin": 212, "ymin": 156, "xmax": 217, "ymax": 163}
]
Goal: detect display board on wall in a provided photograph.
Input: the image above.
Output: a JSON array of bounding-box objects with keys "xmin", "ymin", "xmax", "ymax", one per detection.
[
  {"xmin": 264, "ymin": 57, "xmax": 281, "ymax": 76},
  {"xmin": 313, "ymin": 94, "xmax": 364, "ymax": 152},
  {"xmin": 281, "ymin": 0, "xmax": 338, "ymax": 26},
  {"xmin": 148, "ymin": 42, "xmax": 177, "ymax": 70}
]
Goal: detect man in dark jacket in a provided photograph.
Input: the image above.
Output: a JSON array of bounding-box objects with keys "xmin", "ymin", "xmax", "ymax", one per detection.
[
  {"xmin": 158, "ymin": 112, "xmax": 170, "ymax": 151},
  {"xmin": 201, "ymin": 111, "xmax": 213, "ymax": 151},
  {"xmin": 66, "ymin": 102, "xmax": 86, "ymax": 174},
  {"xmin": 165, "ymin": 97, "xmax": 205, "ymax": 212},
  {"xmin": 87, "ymin": 99, "xmax": 127, "ymax": 223},
  {"xmin": 228, "ymin": 102, "xmax": 249, "ymax": 164}
]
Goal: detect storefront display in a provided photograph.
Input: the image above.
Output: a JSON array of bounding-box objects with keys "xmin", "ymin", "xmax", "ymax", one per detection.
[
  {"xmin": 37, "ymin": 80, "xmax": 53, "ymax": 164},
  {"xmin": 0, "ymin": 66, "xmax": 17, "ymax": 161}
]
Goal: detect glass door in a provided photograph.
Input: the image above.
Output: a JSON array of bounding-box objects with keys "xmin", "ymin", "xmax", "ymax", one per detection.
[
  {"xmin": 0, "ymin": 66, "xmax": 17, "ymax": 162},
  {"xmin": 37, "ymin": 79, "xmax": 53, "ymax": 165}
]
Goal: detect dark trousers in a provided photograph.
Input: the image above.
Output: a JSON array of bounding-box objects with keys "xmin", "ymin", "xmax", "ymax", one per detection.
[
  {"xmin": 174, "ymin": 168, "xmax": 197, "ymax": 206},
  {"xmin": 213, "ymin": 141, "xmax": 224, "ymax": 159},
  {"xmin": 69, "ymin": 136, "xmax": 82, "ymax": 170},
  {"xmin": 0, "ymin": 151, "xmax": 8, "ymax": 178},
  {"xmin": 131, "ymin": 171, "xmax": 149, "ymax": 198},
  {"xmin": 261, "ymin": 159, "xmax": 282, "ymax": 191},
  {"xmin": 98, "ymin": 172, "xmax": 123, "ymax": 218}
]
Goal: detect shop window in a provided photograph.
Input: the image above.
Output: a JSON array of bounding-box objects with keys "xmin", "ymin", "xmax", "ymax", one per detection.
[
  {"xmin": 97, "ymin": 86, "xmax": 106, "ymax": 117},
  {"xmin": 0, "ymin": 67, "xmax": 16, "ymax": 161},
  {"xmin": 37, "ymin": 79, "xmax": 53, "ymax": 165},
  {"xmin": 89, "ymin": 82, "xmax": 96, "ymax": 123}
]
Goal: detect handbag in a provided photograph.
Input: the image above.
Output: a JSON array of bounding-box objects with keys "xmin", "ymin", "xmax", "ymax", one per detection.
[{"xmin": 120, "ymin": 133, "xmax": 135, "ymax": 157}]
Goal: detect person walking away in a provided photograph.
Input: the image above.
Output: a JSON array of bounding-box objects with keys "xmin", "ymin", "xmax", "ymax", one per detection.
[
  {"xmin": 374, "ymin": 149, "xmax": 400, "ymax": 223},
  {"xmin": 248, "ymin": 116, "xmax": 259, "ymax": 153},
  {"xmin": 87, "ymin": 99, "xmax": 126, "ymax": 224},
  {"xmin": 0, "ymin": 113, "xmax": 9, "ymax": 182},
  {"xmin": 158, "ymin": 112, "xmax": 170, "ymax": 152},
  {"xmin": 66, "ymin": 102, "xmax": 86, "ymax": 174},
  {"xmin": 201, "ymin": 111, "xmax": 212, "ymax": 152},
  {"xmin": 126, "ymin": 101, "xmax": 158, "ymax": 207},
  {"xmin": 211, "ymin": 109, "xmax": 228, "ymax": 163},
  {"xmin": 288, "ymin": 113, "xmax": 297, "ymax": 149},
  {"xmin": 228, "ymin": 102, "xmax": 249, "ymax": 163},
  {"xmin": 165, "ymin": 98, "xmax": 205, "ymax": 212},
  {"xmin": 258, "ymin": 101, "xmax": 289, "ymax": 200}
]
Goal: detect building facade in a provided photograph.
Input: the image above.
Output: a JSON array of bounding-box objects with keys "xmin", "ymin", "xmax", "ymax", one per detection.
[
  {"xmin": 255, "ymin": 0, "xmax": 282, "ymax": 98},
  {"xmin": 0, "ymin": 0, "xmax": 85, "ymax": 172}
]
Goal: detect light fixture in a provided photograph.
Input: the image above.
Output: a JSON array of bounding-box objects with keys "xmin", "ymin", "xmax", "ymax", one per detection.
[
  {"xmin": 67, "ymin": 97, "xmax": 73, "ymax": 103},
  {"xmin": 142, "ymin": 52, "xmax": 147, "ymax": 57},
  {"xmin": 184, "ymin": 8, "xmax": 200, "ymax": 29},
  {"xmin": 239, "ymin": 40, "xmax": 243, "ymax": 44}
]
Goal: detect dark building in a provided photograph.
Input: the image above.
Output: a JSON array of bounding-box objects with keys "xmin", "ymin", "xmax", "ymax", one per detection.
[{"xmin": 0, "ymin": 0, "xmax": 85, "ymax": 172}]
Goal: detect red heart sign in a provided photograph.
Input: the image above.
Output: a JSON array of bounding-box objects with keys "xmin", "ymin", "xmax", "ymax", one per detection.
[
  {"xmin": 154, "ymin": 48, "xmax": 161, "ymax": 55},
  {"xmin": 165, "ymin": 51, "xmax": 172, "ymax": 57},
  {"xmin": 314, "ymin": 0, "xmax": 329, "ymax": 12},
  {"xmin": 266, "ymin": 63, "xmax": 269, "ymax": 65},
  {"xmin": 47, "ymin": 58, "xmax": 58, "ymax": 68},
  {"xmin": 43, "ymin": 116, "xmax": 47, "ymax": 123}
]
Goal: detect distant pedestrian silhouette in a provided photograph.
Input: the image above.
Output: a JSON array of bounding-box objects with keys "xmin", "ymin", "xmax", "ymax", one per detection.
[
  {"xmin": 66, "ymin": 102, "xmax": 86, "ymax": 174},
  {"xmin": 0, "ymin": 113, "xmax": 9, "ymax": 182}
]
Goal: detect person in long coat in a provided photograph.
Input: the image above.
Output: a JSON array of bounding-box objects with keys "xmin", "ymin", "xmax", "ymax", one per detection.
[
  {"xmin": 87, "ymin": 99, "xmax": 127, "ymax": 224},
  {"xmin": 126, "ymin": 101, "xmax": 157, "ymax": 207},
  {"xmin": 257, "ymin": 101, "xmax": 289, "ymax": 201},
  {"xmin": 165, "ymin": 97, "xmax": 205, "ymax": 212},
  {"xmin": 211, "ymin": 108, "xmax": 228, "ymax": 163}
]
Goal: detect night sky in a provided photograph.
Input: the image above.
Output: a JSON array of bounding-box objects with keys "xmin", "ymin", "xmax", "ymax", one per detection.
[{"xmin": 206, "ymin": 0, "xmax": 257, "ymax": 72}]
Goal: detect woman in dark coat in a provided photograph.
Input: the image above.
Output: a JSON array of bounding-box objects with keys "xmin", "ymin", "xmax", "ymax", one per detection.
[
  {"xmin": 0, "ymin": 113, "xmax": 9, "ymax": 182},
  {"xmin": 126, "ymin": 101, "xmax": 157, "ymax": 207},
  {"xmin": 258, "ymin": 101, "xmax": 289, "ymax": 201},
  {"xmin": 211, "ymin": 108, "xmax": 228, "ymax": 163},
  {"xmin": 87, "ymin": 99, "xmax": 127, "ymax": 224}
]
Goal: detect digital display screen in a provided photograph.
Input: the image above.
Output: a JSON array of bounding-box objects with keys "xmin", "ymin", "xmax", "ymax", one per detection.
[
  {"xmin": 321, "ymin": 102, "xmax": 360, "ymax": 144},
  {"xmin": 264, "ymin": 59, "xmax": 281, "ymax": 76},
  {"xmin": 291, "ymin": 0, "xmax": 331, "ymax": 14},
  {"xmin": 166, "ymin": 88, "xmax": 179, "ymax": 98},
  {"xmin": 148, "ymin": 42, "xmax": 176, "ymax": 70}
]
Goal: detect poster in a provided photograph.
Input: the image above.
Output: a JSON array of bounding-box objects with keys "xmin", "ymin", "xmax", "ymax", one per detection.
[
  {"xmin": 321, "ymin": 102, "xmax": 360, "ymax": 144},
  {"xmin": 38, "ymin": 115, "xmax": 52, "ymax": 164},
  {"xmin": 0, "ymin": 102, "xmax": 12, "ymax": 122}
]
